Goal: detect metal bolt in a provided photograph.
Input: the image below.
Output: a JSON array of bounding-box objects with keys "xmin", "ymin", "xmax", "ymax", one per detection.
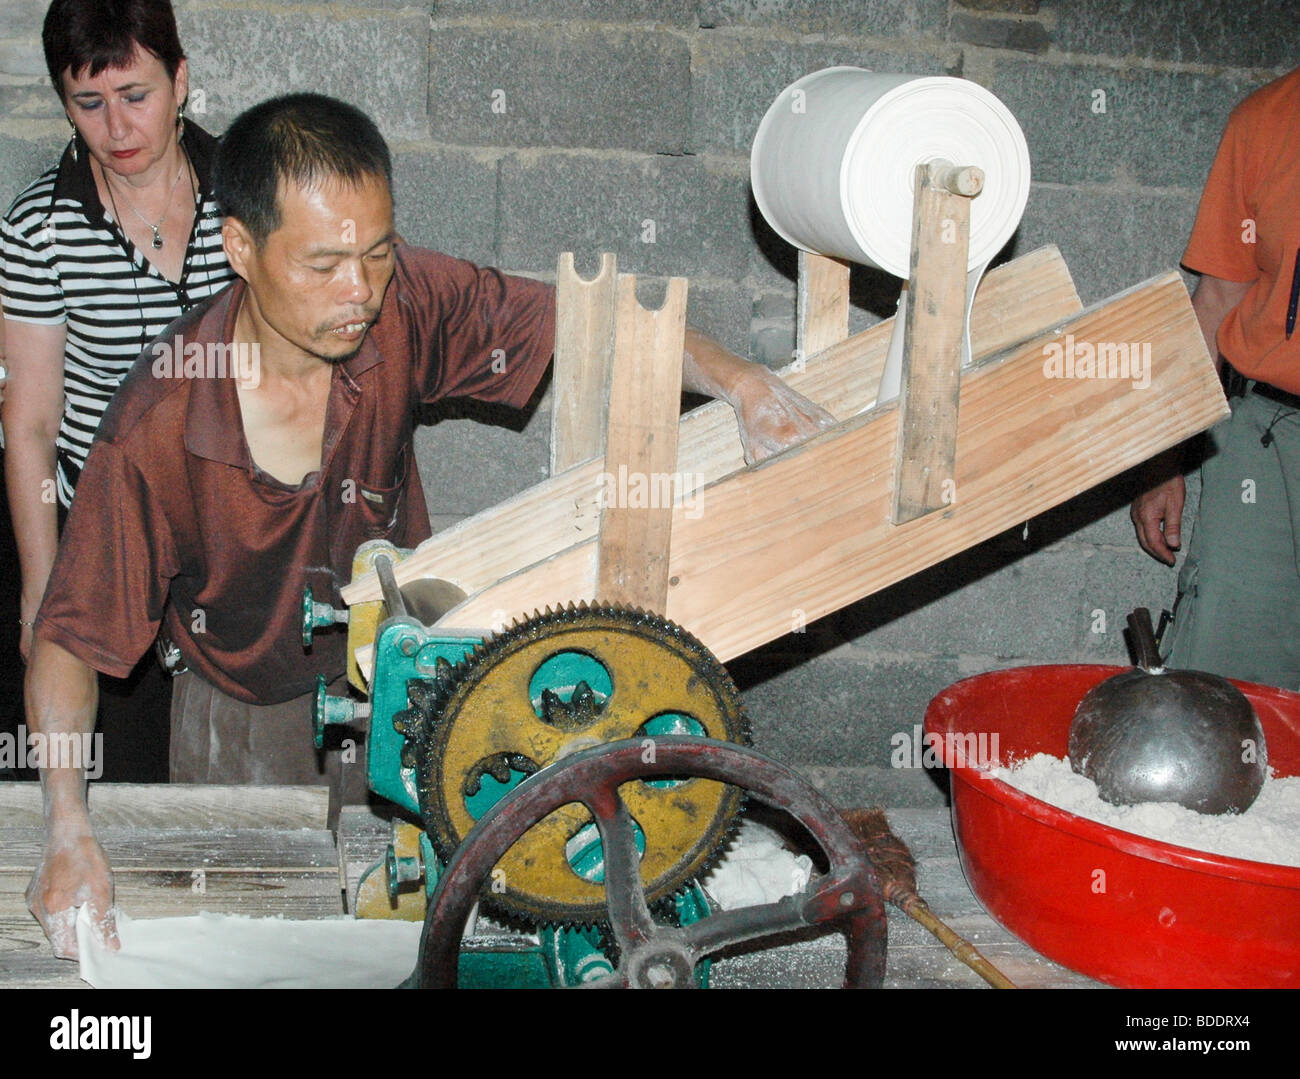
[{"xmin": 839, "ymin": 891, "xmax": 855, "ymax": 907}]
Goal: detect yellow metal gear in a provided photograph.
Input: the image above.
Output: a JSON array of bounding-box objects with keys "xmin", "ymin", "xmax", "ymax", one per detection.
[{"xmin": 415, "ymin": 603, "xmax": 749, "ymax": 925}]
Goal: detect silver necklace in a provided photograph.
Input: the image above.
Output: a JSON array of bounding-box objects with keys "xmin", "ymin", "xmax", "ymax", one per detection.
[{"xmin": 104, "ymin": 160, "xmax": 187, "ymax": 249}]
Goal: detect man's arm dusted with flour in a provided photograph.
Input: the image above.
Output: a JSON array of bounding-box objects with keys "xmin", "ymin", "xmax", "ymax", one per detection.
[{"xmin": 25, "ymin": 642, "xmax": 116, "ymax": 958}]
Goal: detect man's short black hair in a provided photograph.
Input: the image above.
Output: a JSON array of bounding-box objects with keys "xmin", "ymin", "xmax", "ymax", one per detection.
[
  {"xmin": 213, "ymin": 93, "xmax": 394, "ymax": 247},
  {"xmin": 44, "ymin": 0, "xmax": 186, "ymax": 98}
]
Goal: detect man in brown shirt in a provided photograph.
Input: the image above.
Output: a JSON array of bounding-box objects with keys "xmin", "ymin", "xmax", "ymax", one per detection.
[{"xmin": 24, "ymin": 93, "xmax": 836, "ymax": 958}]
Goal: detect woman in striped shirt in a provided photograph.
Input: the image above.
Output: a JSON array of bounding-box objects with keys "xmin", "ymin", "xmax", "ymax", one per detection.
[{"xmin": 0, "ymin": 0, "xmax": 234, "ymax": 778}]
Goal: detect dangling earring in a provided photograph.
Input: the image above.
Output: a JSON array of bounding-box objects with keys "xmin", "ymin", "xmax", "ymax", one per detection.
[
  {"xmin": 67, "ymin": 117, "xmax": 78, "ymax": 163},
  {"xmin": 176, "ymin": 102, "xmax": 185, "ymax": 140}
]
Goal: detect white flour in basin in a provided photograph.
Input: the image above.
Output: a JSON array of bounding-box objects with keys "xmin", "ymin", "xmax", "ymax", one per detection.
[{"xmin": 989, "ymin": 754, "xmax": 1300, "ymax": 868}]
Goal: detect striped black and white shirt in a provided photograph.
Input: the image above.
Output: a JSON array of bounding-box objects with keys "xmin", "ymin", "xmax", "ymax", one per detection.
[{"xmin": 0, "ymin": 121, "xmax": 235, "ymax": 506}]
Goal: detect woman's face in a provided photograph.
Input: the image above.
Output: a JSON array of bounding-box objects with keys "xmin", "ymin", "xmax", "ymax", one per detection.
[{"xmin": 61, "ymin": 43, "xmax": 187, "ymax": 182}]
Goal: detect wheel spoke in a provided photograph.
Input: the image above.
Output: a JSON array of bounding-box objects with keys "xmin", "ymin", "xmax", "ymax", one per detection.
[
  {"xmin": 588, "ymin": 786, "xmax": 656, "ymax": 953},
  {"xmin": 680, "ymin": 895, "xmax": 812, "ymax": 956},
  {"xmin": 842, "ymin": 909, "xmax": 889, "ymax": 989}
]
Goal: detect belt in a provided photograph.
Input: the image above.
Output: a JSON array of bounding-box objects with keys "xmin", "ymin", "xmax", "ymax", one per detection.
[{"xmin": 1251, "ymin": 381, "xmax": 1300, "ymax": 410}]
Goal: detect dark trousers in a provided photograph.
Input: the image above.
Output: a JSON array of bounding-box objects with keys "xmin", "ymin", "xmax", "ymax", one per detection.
[{"xmin": 169, "ymin": 670, "xmax": 369, "ymax": 827}]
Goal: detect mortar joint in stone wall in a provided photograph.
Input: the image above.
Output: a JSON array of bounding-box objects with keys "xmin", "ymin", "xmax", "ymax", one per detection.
[
  {"xmin": 395, "ymin": 139, "xmax": 506, "ymax": 164},
  {"xmin": 950, "ymin": 6, "xmax": 1055, "ymax": 28},
  {"xmin": 1031, "ymin": 178, "xmax": 1205, "ymax": 198},
  {"xmin": 429, "ymin": 14, "xmax": 697, "ymax": 36},
  {"xmin": 1008, "ymin": 48, "xmax": 1290, "ymax": 80},
  {"xmin": 689, "ymin": 23, "xmax": 950, "ymax": 50},
  {"xmin": 192, "ymin": 2, "xmax": 421, "ymax": 20}
]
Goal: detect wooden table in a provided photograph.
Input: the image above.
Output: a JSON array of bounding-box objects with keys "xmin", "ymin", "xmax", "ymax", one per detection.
[{"xmin": 0, "ymin": 783, "xmax": 1100, "ymax": 989}]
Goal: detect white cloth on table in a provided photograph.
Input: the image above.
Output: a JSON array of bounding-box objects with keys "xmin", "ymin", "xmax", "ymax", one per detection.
[{"xmin": 76, "ymin": 905, "xmax": 423, "ymax": 989}]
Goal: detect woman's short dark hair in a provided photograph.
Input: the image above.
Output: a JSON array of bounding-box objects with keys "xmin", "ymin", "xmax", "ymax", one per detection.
[
  {"xmin": 214, "ymin": 94, "xmax": 394, "ymax": 248},
  {"xmin": 43, "ymin": 0, "xmax": 185, "ymax": 98}
]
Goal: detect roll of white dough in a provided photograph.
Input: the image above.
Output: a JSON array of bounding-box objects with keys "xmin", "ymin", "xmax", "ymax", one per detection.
[{"xmin": 751, "ymin": 68, "xmax": 1031, "ymax": 278}]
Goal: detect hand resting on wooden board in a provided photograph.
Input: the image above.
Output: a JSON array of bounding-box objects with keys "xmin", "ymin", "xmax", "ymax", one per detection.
[
  {"xmin": 728, "ymin": 363, "xmax": 837, "ymax": 465},
  {"xmin": 681, "ymin": 327, "xmax": 836, "ymax": 465},
  {"xmin": 28, "ymin": 827, "xmax": 118, "ymax": 960}
]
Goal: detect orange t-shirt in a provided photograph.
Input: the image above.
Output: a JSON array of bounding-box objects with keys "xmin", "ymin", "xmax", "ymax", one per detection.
[{"xmin": 1183, "ymin": 66, "xmax": 1300, "ymax": 393}]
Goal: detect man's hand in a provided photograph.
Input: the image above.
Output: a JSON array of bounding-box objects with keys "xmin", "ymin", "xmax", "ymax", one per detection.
[
  {"xmin": 1131, "ymin": 474, "xmax": 1186, "ymax": 566},
  {"xmin": 1126, "ymin": 273, "xmax": 1246, "ymax": 566},
  {"xmin": 27, "ymin": 823, "xmax": 118, "ymax": 959},
  {"xmin": 680, "ymin": 327, "xmax": 836, "ymax": 465},
  {"xmin": 728, "ymin": 363, "xmax": 836, "ymax": 465}
]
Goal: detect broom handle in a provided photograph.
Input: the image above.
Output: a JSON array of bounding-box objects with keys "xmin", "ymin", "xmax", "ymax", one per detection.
[
  {"xmin": 840, "ymin": 807, "xmax": 1018, "ymax": 988},
  {"xmin": 1129, "ymin": 607, "xmax": 1163, "ymax": 671},
  {"xmin": 896, "ymin": 892, "xmax": 1017, "ymax": 989}
]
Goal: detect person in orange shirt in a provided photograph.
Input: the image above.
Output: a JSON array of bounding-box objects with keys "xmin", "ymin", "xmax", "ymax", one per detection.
[{"xmin": 1131, "ymin": 66, "xmax": 1300, "ymax": 689}]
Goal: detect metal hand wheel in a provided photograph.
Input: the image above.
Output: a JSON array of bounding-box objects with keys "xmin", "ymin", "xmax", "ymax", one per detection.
[{"xmin": 416, "ymin": 736, "xmax": 888, "ymax": 988}]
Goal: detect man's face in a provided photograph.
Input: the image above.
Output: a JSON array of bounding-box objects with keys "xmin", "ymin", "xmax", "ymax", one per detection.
[{"xmin": 228, "ymin": 173, "xmax": 397, "ymax": 365}]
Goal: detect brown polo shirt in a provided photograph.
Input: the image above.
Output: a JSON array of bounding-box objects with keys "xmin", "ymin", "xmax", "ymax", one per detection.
[{"xmin": 35, "ymin": 245, "xmax": 555, "ymax": 704}]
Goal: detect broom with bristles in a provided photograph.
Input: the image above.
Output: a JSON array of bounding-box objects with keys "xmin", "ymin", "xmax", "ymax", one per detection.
[{"xmin": 840, "ymin": 807, "xmax": 1017, "ymax": 989}]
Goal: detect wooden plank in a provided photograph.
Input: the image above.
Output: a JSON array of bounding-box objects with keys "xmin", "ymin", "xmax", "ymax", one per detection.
[
  {"xmin": 0, "ymin": 868, "xmax": 341, "ymax": 912},
  {"xmin": 596, "ymin": 275, "xmax": 687, "ymax": 609},
  {"xmin": 550, "ymin": 252, "xmax": 617, "ymax": 474},
  {"xmin": 892, "ymin": 163, "xmax": 972, "ymax": 524},
  {"xmin": 0, "ymin": 825, "xmax": 343, "ymax": 919},
  {"xmin": 337, "ymin": 805, "xmax": 394, "ymax": 915},
  {"xmin": 0, "ymin": 827, "xmax": 338, "ymax": 871},
  {"xmin": 428, "ymin": 273, "xmax": 1229, "ymax": 663},
  {"xmin": 0, "ymin": 869, "xmax": 342, "ymax": 923},
  {"xmin": 968, "ymin": 246, "xmax": 1077, "ymax": 354},
  {"xmin": 0, "ymin": 782, "xmax": 330, "ymax": 830},
  {"xmin": 796, "ymin": 250, "xmax": 850, "ymax": 361},
  {"xmin": 0, "ymin": 916, "xmax": 94, "ymax": 987},
  {"xmin": 342, "ymin": 246, "xmax": 1081, "ymax": 613}
]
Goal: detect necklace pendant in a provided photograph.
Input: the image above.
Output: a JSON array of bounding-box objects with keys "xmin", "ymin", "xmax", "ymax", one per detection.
[{"xmin": 151, "ymin": 228, "xmax": 163, "ymax": 250}]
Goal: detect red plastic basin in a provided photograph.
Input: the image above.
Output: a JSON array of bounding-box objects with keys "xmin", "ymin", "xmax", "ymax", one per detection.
[{"xmin": 923, "ymin": 664, "xmax": 1300, "ymax": 988}]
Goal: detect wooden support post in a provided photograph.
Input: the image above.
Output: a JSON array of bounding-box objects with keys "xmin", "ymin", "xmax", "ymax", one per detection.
[
  {"xmin": 550, "ymin": 252, "xmax": 617, "ymax": 474},
  {"xmin": 797, "ymin": 250, "xmax": 851, "ymax": 361},
  {"xmin": 892, "ymin": 161, "xmax": 983, "ymax": 524},
  {"xmin": 595, "ymin": 275, "xmax": 688, "ymax": 610}
]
